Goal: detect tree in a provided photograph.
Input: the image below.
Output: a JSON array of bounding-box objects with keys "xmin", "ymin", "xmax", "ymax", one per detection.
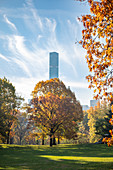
[
  {"xmin": 87, "ymin": 107, "xmax": 99, "ymax": 143},
  {"xmin": 29, "ymin": 79, "xmax": 83, "ymax": 146},
  {"xmin": 32, "ymin": 78, "xmax": 83, "ymax": 120},
  {"xmin": 29, "ymin": 92, "xmax": 82, "ymax": 147},
  {"xmin": 13, "ymin": 112, "xmax": 30, "ymax": 145},
  {"xmin": 95, "ymin": 107, "xmax": 112, "ymax": 138},
  {"xmin": 102, "ymin": 101, "xmax": 113, "ymax": 146},
  {"xmin": 77, "ymin": 0, "xmax": 113, "ymax": 102},
  {"xmin": 77, "ymin": 0, "xmax": 113, "ymax": 145},
  {"xmin": 94, "ymin": 101, "xmax": 110, "ymax": 139},
  {"xmin": 30, "ymin": 78, "xmax": 83, "ymax": 146},
  {"xmin": 77, "ymin": 111, "xmax": 89, "ymax": 144},
  {"xmin": 63, "ymin": 121, "xmax": 78, "ymax": 140},
  {"xmin": 0, "ymin": 112, "xmax": 8, "ymax": 143},
  {"xmin": 87, "ymin": 101, "xmax": 109, "ymax": 143},
  {"xmin": 0, "ymin": 77, "xmax": 23, "ymax": 144}
]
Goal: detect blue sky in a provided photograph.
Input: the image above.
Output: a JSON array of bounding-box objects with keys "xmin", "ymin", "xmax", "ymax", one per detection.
[{"xmin": 0, "ymin": 0, "xmax": 94, "ymax": 106}]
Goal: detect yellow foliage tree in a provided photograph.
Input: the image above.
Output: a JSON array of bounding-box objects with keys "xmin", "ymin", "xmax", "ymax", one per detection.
[{"xmin": 87, "ymin": 101, "xmax": 108, "ymax": 143}]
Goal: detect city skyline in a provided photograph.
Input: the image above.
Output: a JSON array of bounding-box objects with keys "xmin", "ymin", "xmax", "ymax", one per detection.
[{"xmin": 0, "ymin": 0, "xmax": 95, "ymax": 105}]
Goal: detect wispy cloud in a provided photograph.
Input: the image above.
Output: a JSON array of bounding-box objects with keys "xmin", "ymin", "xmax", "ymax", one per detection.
[
  {"xmin": 45, "ymin": 18, "xmax": 56, "ymax": 32},
  {"xmin": 3, "ymin": 14, "xmax": 17, "ymax": 32},
  {"xmin": 5, "ymin": 34, "xmax": 48, "ymax": 77},
  {"xmin": 0, "ymin": 0, "xmax": 91, "ymax": 104},
  {"xmin": 13, "ymin": 58, "xmax": 32, "ymax": 77},
  {"xmin": 24, "ymin": 0, "xmax": 43, "ymax": 32},
  {"xmin": 1, "ymin": 0, "xmax": 86, "ymax": 79},
  {"xmin": 0, "ymin": 53, "xmax": 10, "ymax": 62},
  {"xmin": 67, "ymin": 19, "xmax": 78, "ymax": 40}
]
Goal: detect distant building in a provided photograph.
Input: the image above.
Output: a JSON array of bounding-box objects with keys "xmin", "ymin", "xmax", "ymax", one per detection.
[
  {"xmin": 82, "ymin": 105, "xmax": 89, "ymax": 111},
  {"xmin": 49, "ymin": 52, "xmax": 59, "ymax": 79},
  {"xmin": 90, "ymin": 100, "xmax": 99, "ymax": 107},
  {"xmin": 28, "ymin": 99, "xmax": 31, "ymax": 104}
]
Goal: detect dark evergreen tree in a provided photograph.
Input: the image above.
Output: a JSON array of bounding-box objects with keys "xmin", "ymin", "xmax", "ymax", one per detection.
[{"xmin": 95, "ymin": 103, "xmax": 113, "ymax": 138}]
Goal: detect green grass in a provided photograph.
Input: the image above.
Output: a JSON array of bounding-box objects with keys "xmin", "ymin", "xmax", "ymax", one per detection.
[{"xmin": 0, "ymin": 143, "xmax": 113, "ymax": 169}]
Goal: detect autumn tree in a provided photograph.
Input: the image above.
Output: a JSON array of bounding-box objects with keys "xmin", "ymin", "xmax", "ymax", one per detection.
[
  {"xmin": 29, "ymin": 92, "xmax": 81, "ymax": 147},
  {"xmin": 87, "ymin": 107, "xmax": 100, "ymax": 143},
  {"xmin": 32, "ymin": 78, "xmax": 83, "ymax": 120},
  {"xmin": 63, "ymin": 122, "xmax": 78, "ymax": 140},
  {"xmin": 54, "ymin": 119, "xmax": 78, "ymax": 144},
  {"xmin": 0, "ymin": 77, "xmax": 23, "ymax": 144},
  {"xmin": 29, "ymin": 78, "xmax": 83, "ymax": 146},
  {"xmin": 77, "ymin": 0, "xmax": 113, "ymax": 102}
]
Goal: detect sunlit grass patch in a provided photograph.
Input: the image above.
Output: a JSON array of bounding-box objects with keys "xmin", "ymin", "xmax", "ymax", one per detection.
[{"xmin": 40, "ymin": 155, "xmax": 113, "ymax": 162}]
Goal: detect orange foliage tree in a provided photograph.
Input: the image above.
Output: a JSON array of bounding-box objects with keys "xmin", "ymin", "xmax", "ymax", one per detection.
[
  {"xmin": 77, "ymin": 0, "xmax": 113, "ymax": 145},
  {"xmin": 32, "ymin": 78, "xmax": 83, "ymax": 121},
  {"xmin": 30, "ymin": 93, "xmax": 81, "ymax": 147},
  {"xmin": 29, "ymin": 78, "xmax": 83, "ymax": 146},
  {"xmin": 77, "ymin": 0, "xmax": 113, "ymax": 102}
]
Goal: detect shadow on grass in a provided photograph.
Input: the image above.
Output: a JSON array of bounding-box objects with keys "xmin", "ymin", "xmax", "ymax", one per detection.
[{"xmin": 0, "ymin": 144, "xmax": 113, "ymax": 169}]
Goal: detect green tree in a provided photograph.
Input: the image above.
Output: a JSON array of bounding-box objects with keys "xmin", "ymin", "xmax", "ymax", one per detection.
[
  {"xmin": 0, "ymin": 112, "xmax": 8, "ymax": 143},
  {"xmin": 0, "ymin": 77, "xmax": 23, "ymax": 144},
  {"xmin": 95, "ymin": 104, "xmax": 112, "ymax": 138}
]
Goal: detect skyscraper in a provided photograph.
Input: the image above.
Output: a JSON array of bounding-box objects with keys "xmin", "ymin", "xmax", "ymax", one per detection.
[{"xmin": 49, "ymin": 52, "xmax": 59, "ymax": 79}]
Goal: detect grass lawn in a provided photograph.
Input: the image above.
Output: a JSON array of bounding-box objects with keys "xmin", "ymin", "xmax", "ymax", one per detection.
[{"xmin": 0, "ymin": 143, "xmax": 113, "ymax": 170}]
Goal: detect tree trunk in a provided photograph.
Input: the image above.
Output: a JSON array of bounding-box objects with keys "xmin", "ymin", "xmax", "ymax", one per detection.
[
  {"xmin": 36, "ymin": 139, "xmax": 39, "ymax": 145},
  {"xmin": 42, "ymin": 138, "xmax": 44, "ymax": 145},
  {"xmin": 58, "ymin": 136, "xmax": 60, "ymax": 144},
  {"xmin": 19, "ymin": 136, "xmax": 22, "ymax": 145},
  {"xmin": 50, "ymin": 135, "xmax": 53, "ymax": 147},
  {"xmin": 53, "ymin": 136, "xmax": 56, "ymax": 145},
  {"xmin": 7, "ymin": 131, "xmax": 10, "ymax": 144},
  {"xmin": 50, "ymin": 128, "xmax": 53, "ymax": 147},
  {"xmin": 10, "ymin": 137, "xmax": 13, "ymax": 144}
]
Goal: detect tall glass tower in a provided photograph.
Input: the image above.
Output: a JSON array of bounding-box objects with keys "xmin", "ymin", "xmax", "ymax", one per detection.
[{"xmin": 49, "ymin": 52, "xmax": 59, "ymax": 79}]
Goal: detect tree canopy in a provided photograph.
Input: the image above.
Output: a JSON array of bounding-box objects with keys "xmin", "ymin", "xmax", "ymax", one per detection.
[
  {"xmin": 95, "ymin": 108, "xmax": 113, "ymax": 138},
  {"xmin": 29, "ymin": 78, "xmax": 83, "ymax": 146},
  {"xmin": 0, "ymin": 77, "xmax": 23, "ymax": 143},
  {"xmin": 77, "ymin": 0, "xmax": 113, "ymax": 101},
  {"xmin": 32, "ymin": 78, "xmax": 83, "ymax": 120}
]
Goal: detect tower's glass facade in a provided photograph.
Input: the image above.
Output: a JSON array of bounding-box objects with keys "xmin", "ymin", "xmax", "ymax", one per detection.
[{"xmin": 49, "ymin": 52, "xmax": 59, "ymax": 79}]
